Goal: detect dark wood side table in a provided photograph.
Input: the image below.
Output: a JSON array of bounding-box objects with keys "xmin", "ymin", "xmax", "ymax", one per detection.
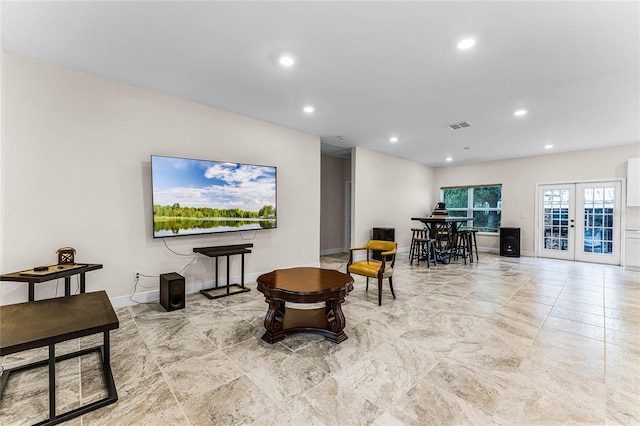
[
  {"xmin": 0, "ymin": 290, "xmax": 119, "ymax": 425},
  {"xmin": 193, "ymin": 244, "xmax": 252, "ymax": 300},
  {"xmin": 0, "ymin": 263, "xmax": 103, "ymax": 301},
  {"xmin": 256, "ymin": 267, "xmax": 354, "ymax": 344}
]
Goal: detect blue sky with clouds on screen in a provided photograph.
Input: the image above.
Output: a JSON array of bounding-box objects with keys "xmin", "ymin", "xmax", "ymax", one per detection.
[{"xmin": 152, "ymin": 156, "xmax": 276, "ymax": 212}]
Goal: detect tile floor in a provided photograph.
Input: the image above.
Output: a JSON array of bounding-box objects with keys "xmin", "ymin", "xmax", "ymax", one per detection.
[{"xmin": 1, "ymin": 253, "xmax": 639, "ymax": 425}]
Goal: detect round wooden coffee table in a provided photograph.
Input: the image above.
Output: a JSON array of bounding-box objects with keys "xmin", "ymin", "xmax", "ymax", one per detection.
[{"xmin": 256, "ymin": 267, "xmax": 354, "ymax": 344}]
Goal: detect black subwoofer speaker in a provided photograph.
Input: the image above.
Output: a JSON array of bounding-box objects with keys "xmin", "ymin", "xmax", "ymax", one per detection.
[
  {"xmin": 160, "ymin": 272, "xmax": 185, "ymax": 311},
  {"xmin": 500, "ymin": 227, "xmax": 521, "ymax": 257}
]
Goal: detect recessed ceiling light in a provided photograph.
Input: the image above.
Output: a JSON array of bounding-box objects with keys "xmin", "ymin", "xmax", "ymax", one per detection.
[
  {"xmin": 303, "ymin": 106, "xmax": 314, "ymax": 113},
  {"xmin": 279, "ymin": 55, "xmax": 295, "ymax": 67},
  {"xmin": 544, "ymin": 144, "xmax": 553, "ymax": 149},
  {"xmin": 389, "ymin": 137, "xmax": 399, "ymax": 143},
  {"xmin": 446, "ymin": 157, "xmax": 453, "ymax": 162},
  {"xmin": 457, "ymin": 38, "xmax": 476, "ymax": 50},
  {"xmin": 514, "ymin": 109, "xmax": 528, "ymax": 116}
]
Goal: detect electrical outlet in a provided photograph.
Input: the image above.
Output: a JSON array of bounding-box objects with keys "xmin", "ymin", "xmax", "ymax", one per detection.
[{"xmin": 134, "ymin": 271, "xmax": 141, "ymax": 281}]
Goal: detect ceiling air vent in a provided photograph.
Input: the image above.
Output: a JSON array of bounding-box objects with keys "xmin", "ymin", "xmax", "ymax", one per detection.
[{"xmin": 447, "ymin": 121, "xmax": 472, "ymax": 130}]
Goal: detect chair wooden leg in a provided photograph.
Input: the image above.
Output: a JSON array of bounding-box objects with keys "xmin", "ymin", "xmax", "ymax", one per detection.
[
  {"xmin": 388, "ymin": 277, "xmax": 396, "ymax": 299},
  {"xmin": 366, "ymin": 277, "xmax": 369, "ymax": 292},
  {"xmin": 378, "ymin": 277, "xmax": 382, "ymax": 306}
]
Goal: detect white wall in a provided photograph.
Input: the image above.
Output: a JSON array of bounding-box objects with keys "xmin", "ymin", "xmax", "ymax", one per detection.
[
  {"xmin": 1, "ymin": 52, "xmax": 321, "ymax": 306},
  {"xmin": 352, "ymin": 146, "xmax": 435, "ymax": 251},
  {"xmin": 320, "ymin": 155, "xmax": 350, "ymax": 254},
  {"xmin": 0, "ymin": 47, "xmax": 4, "ymax": 291},
  {"xmin": 433, "ymin": 143, "xmax": 640, "ymax": 256}
]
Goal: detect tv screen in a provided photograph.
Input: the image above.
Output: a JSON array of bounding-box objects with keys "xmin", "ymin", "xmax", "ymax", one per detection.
[{"xmin": 151, "ymin": 155, "xmax": 277, "ymax": 238}]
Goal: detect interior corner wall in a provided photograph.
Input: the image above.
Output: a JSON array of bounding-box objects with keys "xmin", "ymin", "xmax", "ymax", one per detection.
[
  {"xmin": 320, "ymin": 155, "xmax": 350, "ymax": 255},
  {"xmin": 433, "ymin": 143, "xmax": 640, "ymax": 256},
  {"xmin": 352, "ymin": 147, "xmax": 434, "ymax": 252},
  {"xmin": 0, "ymin": 52, "xmax": 321, "ymax": 306}
]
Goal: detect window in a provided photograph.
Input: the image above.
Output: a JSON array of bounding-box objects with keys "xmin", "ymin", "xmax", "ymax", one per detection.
[{"xmin": 441, "ymin": 185, "xmax": 502, "ymax": 233}]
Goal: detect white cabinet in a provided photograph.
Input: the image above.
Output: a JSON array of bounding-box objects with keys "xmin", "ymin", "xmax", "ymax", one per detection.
[
  {"xmin": 625, "ymin": 228, "xmax": 640, "ymax": 270},
  {"xmin": 628, "ymin": 158, "xmax": 640, "ymax": 206}
]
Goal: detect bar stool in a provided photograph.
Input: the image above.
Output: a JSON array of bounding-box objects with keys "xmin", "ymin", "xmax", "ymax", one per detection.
[
  {"xmin": 453, "ymin": 230, "xmax": 471, "ymax": 265},
  {"xmin": 409, "ymin": 228, "xmax": 426, "ymax": 263},
  {"xmin": 459, "ymin": 227, "xmax": 479, "ymax": 262},
  {"xmin": 434, "ymin": 222, "xmax": 453, "ymax": 263},
  {"xmin": 413, "ymin": 237, "xmax": 437, "ymax": 267},
  {"xmin": 409, "ymin": 228, "xmax": 436, "ymax": 267}
]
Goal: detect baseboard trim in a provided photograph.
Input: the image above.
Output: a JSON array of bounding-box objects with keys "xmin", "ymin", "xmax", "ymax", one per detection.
[{"xmin": 111, "ymin": 261, "xmax": 321, "ymax": 308}]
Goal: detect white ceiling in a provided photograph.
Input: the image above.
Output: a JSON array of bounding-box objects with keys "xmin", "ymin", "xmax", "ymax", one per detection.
[{"xmin": 2, "ymin": 1, "xmax": 638, "ymax": 166}]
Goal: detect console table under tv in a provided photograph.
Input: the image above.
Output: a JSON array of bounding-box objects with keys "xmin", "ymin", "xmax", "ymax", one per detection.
[
  {"xmin": 0, "ymin": 263, "xmax": 103, "ymax": 302},
  {"xmin": 193, "ymin": 244, "xmax": 253, "ymax": 299}
]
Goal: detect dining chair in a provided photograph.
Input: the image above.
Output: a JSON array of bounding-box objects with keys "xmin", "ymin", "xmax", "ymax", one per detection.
[{"xmin": 346, "ymin": 240, "xmax": 397, "ymax": 306}]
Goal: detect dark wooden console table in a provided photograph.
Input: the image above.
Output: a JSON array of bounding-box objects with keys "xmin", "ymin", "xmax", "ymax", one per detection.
[
  {"xmin": 256, "ymin": 267, "xmax": 354, "ymax": 344},
  {"xmin": 0, "ymin": 290, "xmax": 119, "ymax": 425},
  {"xmin": 193, "ymin": 244, "xmax": 253, "ymax": 299},
  {"xmin": 0, "ymin": 263, "xmax": 103, "ymax": 301}
]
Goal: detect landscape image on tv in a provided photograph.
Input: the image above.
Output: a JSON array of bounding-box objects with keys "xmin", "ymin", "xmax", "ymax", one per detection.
[{"xmin": 151, "ymin": 155, "xmax": 277, "ymax": 237}]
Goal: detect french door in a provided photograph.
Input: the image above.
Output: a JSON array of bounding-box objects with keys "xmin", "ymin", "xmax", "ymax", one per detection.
[{"xmin": 538, "ymin": 181, "xmax": 622, "ymax": 265}]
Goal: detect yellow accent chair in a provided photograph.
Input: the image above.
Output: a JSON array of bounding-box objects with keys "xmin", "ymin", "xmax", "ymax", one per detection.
[{"xmin": 346, "ymin": 240, "xmax": 397, "ymax": 306}]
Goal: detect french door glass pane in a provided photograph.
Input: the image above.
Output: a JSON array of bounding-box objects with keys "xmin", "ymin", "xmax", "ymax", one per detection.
[
  {"xmin": 583, "ymin": 187, "xmax": 614, "ymax": 255},
  {"xmin": 543, "ymin": 189, "xmax": 570, "ymax": 251}
]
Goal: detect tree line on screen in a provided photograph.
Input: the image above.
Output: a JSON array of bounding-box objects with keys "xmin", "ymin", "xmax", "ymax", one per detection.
[{"xmin": 154, "ymin": 203, "xmax": 275, "ymax": 219}]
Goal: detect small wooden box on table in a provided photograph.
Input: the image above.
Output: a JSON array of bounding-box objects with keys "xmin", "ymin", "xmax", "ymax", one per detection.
[
  {"xmin": 0, "ymin": 263, "xmax": 103, "ymax": 301},
  {"xmin": 193, "ymin": 244, "xmax": 252, "ymax": 299},
  {"xmin": 0, "ymin": 291, "xmax": 119, "ymax": 425}
]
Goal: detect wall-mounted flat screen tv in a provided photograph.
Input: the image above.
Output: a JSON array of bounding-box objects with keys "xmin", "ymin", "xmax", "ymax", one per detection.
[{"xmin": 151, "ymin": 155, "xmax": 277, "ymax": 238}]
